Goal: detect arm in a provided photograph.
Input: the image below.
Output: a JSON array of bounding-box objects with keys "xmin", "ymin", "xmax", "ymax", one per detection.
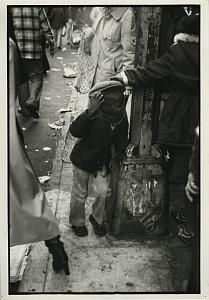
[
  {"xmin": 121, "ymin": 9, "xmax": 136, "ymax": 69},
  {"xmin": 38, "ymin": 8, "xmax": 54, "ymax": 46},
  {"xmin": 69, "ymin": 111, "xmax": 93, "ymax": 138},
  {"xmin": 124, "ymin": 45, "xmax": 176, "ymax": 88}
]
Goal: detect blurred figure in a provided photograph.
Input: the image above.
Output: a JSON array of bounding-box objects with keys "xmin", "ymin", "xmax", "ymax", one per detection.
[
  {"xmin": 65, "ymin": 7, "xmax": 74, "ymax": 46},
  {"xmin": 9, "ymin": 37, "xmax": 69, "ymax": 275},
  {"xmin": 49, "ymin": 7, "xmax": 65, "ymax": 49},
  {"xmin": 10, "ymin": 7, "xmax": 55, "ymax": 119},
  {"xmin": 185, "ymin": 126, "xmax": 200, "ymax": 293}
]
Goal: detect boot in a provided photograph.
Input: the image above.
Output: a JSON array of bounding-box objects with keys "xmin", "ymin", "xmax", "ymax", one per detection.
[{"xmin": 45, "ymin": 235, "xmax": 70, "ymax": 275}]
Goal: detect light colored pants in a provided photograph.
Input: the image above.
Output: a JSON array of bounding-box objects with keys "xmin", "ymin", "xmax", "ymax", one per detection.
[
  {"xmin": 69, "ymin": 165, "xmax": 110, "ymax": 226},
  {"xmin": 52, "ymin": 28, "xmax": 62, "ymax": 48}
]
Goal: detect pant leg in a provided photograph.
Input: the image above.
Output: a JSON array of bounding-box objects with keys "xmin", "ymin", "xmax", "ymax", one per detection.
[
  {"xmin": 66, "ymin": 20, "xmax": 72, "ymax": 43},
  {"xmin": 22, "ymin": 59, "xmax": 43, "ymax": 110},
  {"xmin": 57, "ymin": 28, "xmax": 62, "ymax": 48},
  {"xmin": 91, "ymin": 166, "xmax": 110, "ymax": 225},
  {"xmin": 168, "ymin": 147, "xmax": 192, "ymax": 232},
  {"xmin": 52, "ymin": 28, "xmax": 58, "ymax": 47},
  {"xmin": 69, "ymin": 165, "xmax": 90, "ymax": 226},
  {"xmin": 18, "ymin": 81, "xmax": 30, "ymax": 110}
]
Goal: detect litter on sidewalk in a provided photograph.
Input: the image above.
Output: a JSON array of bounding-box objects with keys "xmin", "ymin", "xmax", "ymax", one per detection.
[
  {"xmin": 57, "ymin": 57, "xmax": 63, "ymax": 60},
  {"xmin": 63, "ymin": 67, "xmax": 76, "ymax": 78},
  {"xmin": 51, "ymin": 68, "xmax": 61, "ymax": 72},
  {"xmin": 38, "ymin": 176, "xmax": 51, "ymax": 184},
  {"xmin": 59, "ymin": 108, "xmax": 72, "ymax": 113},
  {"xmin": 48, "ymin": 118, "xmax": 65, "ymax": 130},
  {"xmin": 43, "ymin": 147, "xmax": 52, "ymax": 151}
]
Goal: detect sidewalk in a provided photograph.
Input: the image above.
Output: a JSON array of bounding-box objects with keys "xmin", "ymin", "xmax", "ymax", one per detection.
[{"xmin": 17, "ymin": 87, "xmax": 192, "ymax": 294}]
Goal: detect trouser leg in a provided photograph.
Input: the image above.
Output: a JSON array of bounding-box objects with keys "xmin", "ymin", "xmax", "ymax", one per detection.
[
  {"xmin": 91, "ymin": 166, "xmax": 110, "ymax": 225},
  {"xmin": 18, "ymin": 81, "xmax": 30, "ymax": 110},
  {"xmin": 168, "ymin": 147, "xmax": 192, "ymax": 232},
  {"xmin": 69, "ymin": 165, "xmax": 90, "ymax": 226},
  {"xmin": 57, "ymin": 28, "xmax": 62, "ymax": 48},
  {"xmin": 22, "ymin": 59, "xmax": 43, "ymax": 110}
]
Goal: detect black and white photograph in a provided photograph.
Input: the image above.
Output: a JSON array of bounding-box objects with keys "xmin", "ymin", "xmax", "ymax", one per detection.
[{"xmin": 1, "ymin": 0, "xmax": 209, "ymax": 297}]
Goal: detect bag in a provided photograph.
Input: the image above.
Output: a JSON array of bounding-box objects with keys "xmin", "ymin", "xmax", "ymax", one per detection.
[{"xmin": 74, "ymin": 38, "xmax": 93, "ymax": 94}]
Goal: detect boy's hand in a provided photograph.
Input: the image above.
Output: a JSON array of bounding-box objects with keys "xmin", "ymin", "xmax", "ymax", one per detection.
[{"xmin": 88, "ymin": 92, "xmax": 104, "ymax": 117}]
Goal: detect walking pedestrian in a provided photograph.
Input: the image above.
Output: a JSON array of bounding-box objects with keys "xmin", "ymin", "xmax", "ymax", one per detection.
[
  {"xmin": 9, "ymin": 37, "xmax": 69, "ymax": 275},
  {"xmin": 10, "ymin": 6, "xmax": 55, "ymax": 119},
  {"xmin": 111, "ymin": 14, "xmax": 200, "ymax": 236},
  {"xmin": 69, "ymin": 81, "xmax": 128, "ymax": 237},
  {"xmin": 49, "ymin": 7, "xmax": 65, "ymax": 49}
]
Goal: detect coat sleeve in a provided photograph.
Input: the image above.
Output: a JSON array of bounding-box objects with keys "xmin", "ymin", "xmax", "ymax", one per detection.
[
  {"xmin": 113, "ymin": 114, "xmax": 129, "ymax": 154},
  {"xmin": 124, "ymin": 44, "xmax": 176, "ymax": 87},
  {"xmin": 69, "ymin": 111, "xmax": 93, "ymax": 138},
  {"xmin": 121, "ymin": 9, "xmax": 136, "ymax": 69}
]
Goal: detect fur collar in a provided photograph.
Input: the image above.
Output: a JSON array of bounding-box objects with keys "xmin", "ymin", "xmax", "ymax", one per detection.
[{"xmin": 174, "ymin": 33, "xmax": 199, "ymax": 44}]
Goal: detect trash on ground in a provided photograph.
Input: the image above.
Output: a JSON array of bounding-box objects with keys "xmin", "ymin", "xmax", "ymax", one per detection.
[
  {"xmin": 63, "ymin": 67, "xmax": 76, "ymax": 78},
  {"xmin": 56, "ymin": 95, "xmax": 61, "ymax": 98},
  {"xmin": 62, "ymin": 48, "xmax": 67, "ymax": 51},
  {"xmin": 66, "ymin": 82, "xmax": 72, "ymax": 86},
  {"xmin": 44, "ymin": 160, "xmax": 49, "ymax": 163},
  {"xmin": 43, "ymin": 147, "xmax": 51, "ymax": 151},
  {"xmin": 59, "ymin": 108, "xmax": 72, "ymax": 113},
  {"xmin": 38, "ymin": 176, "xmax": 51, "ymax": 184},
  {"xmin": 48, "ymin": 118, "xmax": 65, "ymax": 130},
  {"xmin": 51, "ymin": 68, "xmax": 61, "ymax": 72},
  {"xmin": 25, "ymin": 145, "xmax": 28, "ymax": 149},
  {"xmin": 35, "ymin": 149, "xmax": 39, "ymax": 152},
  {"xmin": 22, "ymin": 127, "xmax": 26, "ymax": 131},
  {"xmin": 57, "ymin": 56, "xmax": 63, "ymax": 60},
  {"xmin": 44, "ymin": 97, "xmax": 51, "ymax": 100}
]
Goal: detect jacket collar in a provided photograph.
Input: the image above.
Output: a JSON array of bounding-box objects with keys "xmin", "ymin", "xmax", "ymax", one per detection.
[
  {"xmin": 174, "ymin": 33, "xmax": 199, "ymax": 43},
  {"xmin": 110, "ymin": 7, "xmax": 128, "ymax": 21}
]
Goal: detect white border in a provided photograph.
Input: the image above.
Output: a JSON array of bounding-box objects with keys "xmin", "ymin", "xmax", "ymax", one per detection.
[{"xmin": 1, "ymin": 0, "xmax": 209, "ymax": 299}]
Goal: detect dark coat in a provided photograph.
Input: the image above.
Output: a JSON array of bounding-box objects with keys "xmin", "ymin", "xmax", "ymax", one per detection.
[
  {"xmin": 69, "ymin": 111, "xmax": 128, "ymax": 174},
  {"xmin": 125, "ymin": 34, "xmax": 199, "ymax": 147}
]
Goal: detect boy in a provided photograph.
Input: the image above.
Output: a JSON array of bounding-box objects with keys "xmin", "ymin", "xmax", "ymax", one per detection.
[{"xmin": 69, "ymin": 81, "xmax": 128, "ymax": 237}]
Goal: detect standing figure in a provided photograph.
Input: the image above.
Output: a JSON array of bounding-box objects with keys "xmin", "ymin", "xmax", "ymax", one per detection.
[
  {"xmin": 49, "ymin": 7, "xmax": 65, "ymax": 49},
  {"xmin": 112, "ymin": 14, "xmax": 200, "ymax": 236},
  {"xmin": 10, "ymin": 6, "xmax": 55, "ymax": 119},
  {"xmin": 83, "ymin": 7, "xmax": 136, "ymax": 87},
  {"xmin": 69, "ymin": 81, "xmax": 128, "ymax": 237}
]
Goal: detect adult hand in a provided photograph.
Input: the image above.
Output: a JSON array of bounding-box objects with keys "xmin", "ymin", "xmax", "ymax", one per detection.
[
  {"xmin": 185, "ymin": 172, "xmax": 199, "ymax": 203},
  {"xmin": 88, "ymin": 91, "xmax": 104, "ymax": 117}
]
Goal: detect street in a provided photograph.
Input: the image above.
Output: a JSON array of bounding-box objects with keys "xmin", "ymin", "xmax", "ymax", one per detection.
[{"xmin": 14, "ymin": 41, "xmax": 192, "ymax": 294}]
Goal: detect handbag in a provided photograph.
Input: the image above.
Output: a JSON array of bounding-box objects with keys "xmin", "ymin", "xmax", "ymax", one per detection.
[{"xmin": 74, "ymin": 37, "xmax": 93, "ymax": 94}]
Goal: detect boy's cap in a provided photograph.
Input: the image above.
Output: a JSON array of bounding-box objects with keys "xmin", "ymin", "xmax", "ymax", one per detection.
[{"xmin": 89, "ymin": 80, "xmax": 125, "ymax": 98}]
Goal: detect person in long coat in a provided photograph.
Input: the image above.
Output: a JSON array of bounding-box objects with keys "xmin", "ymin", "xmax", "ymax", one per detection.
[
  {"xmin": 9, "ymin": 37, "xmax": 69, "ymax": 275},
  {"xmin": 111, "ymin": 14, "xmax": 199, "ymax": 237}
]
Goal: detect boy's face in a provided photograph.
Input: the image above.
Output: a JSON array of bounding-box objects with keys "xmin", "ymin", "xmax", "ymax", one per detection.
[{"xmin": 101, "ymin": 89, "xmax": 126, "ymax": 118}]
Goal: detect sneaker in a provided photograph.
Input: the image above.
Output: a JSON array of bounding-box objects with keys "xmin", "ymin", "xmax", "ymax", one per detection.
[
  {"xmin": 26, "ymin": 104, "xmax": 39, "ymax": 119},
  {"xmin": 18, "ymin": 107, "xmax": 32, "ymax": 118},
  {"xmin": 89, "ymin": 214, "xmax": 107, "ymax": 236},
  {"xmin": 72, "ymin": 225, "xmax": 88, "ymax": 237}
]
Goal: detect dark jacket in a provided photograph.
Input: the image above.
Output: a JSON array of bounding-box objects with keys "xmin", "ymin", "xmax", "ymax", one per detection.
[
  {"xmin": 125, "ymin": 33, "xmax": 199, "ymax": 147},
  {"xmin": 69, "ymin": 110, "xmax": 128, "ymax": 174}
]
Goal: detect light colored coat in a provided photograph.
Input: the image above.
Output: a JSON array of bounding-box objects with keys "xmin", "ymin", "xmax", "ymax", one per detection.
[{"xmin": 87, "ymin": 7, "xmax": 136, "ymax": 86}]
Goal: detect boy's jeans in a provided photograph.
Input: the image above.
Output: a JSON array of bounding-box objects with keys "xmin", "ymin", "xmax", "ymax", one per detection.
[{"xmin": 69, "ymin": 165, "xmax": 110, "ymax": 226}]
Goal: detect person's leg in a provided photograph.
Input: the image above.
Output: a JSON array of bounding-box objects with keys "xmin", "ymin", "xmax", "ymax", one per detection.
[
  {"xmin": 22, "ymin": 59, "xmax": 43, "ymax": 111},
  {"xmin": 57, "ymin": 28, "xmax": 62, "ymax": 49},
  {"xmin": 52, "ymin": 28, "xmax": 58, "ymax": 48},
  {"xmin": 69, "ymin": 165, "xmax": 89, "ymax": 227},
  {"xmin": 168, "ymin": 147, "xmax": 192, "ymax": 233},
  {"xmin": 91, "ymin": 166, "xmax": 110, "ymax": 225}
]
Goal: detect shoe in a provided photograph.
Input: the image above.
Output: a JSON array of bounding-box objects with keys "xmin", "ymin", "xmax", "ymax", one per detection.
[
  {"xmin": 45, "ymin": 235, "xmax": 70, "ymax": 275},
  {"xmin": 25, "ymin": 104, "xmax": 39, "ymax": 119},
  {"xmin": 89, "ymin": 214, "xmax": 107, "ymax": 236},
  {"xmin": 18, "ymin": 107, "xmax": 32, "ymax": 118},
  {"xmin": 72, "ymin": 225, "xmax": 88, "ymax": 237},
  {"xmin": 177, "ymin": 225, "xmax": 194, "ymax": 247}
]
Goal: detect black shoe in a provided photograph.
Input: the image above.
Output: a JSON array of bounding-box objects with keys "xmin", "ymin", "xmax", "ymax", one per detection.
[
  {"xmin": 25, "ymin": 104, "xmax": 39, "ymax": 119},
  {"xmin": 45, "ymin": 235, "xmax": 70, "ymax": 275},
  {"xmin": 177, "ymin": 226, "xmax": 194, "ymax": 247},
  {"xmin": 18, "ymin": 107, "xmax": 32, "ymax": 118},
  {"xmin": 89, "ymin": 214, "xmax": 107, "ymax": 236},
  {"xmin": 72, "ymin": 225, "xmax": 88, "ymax": 237}
]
